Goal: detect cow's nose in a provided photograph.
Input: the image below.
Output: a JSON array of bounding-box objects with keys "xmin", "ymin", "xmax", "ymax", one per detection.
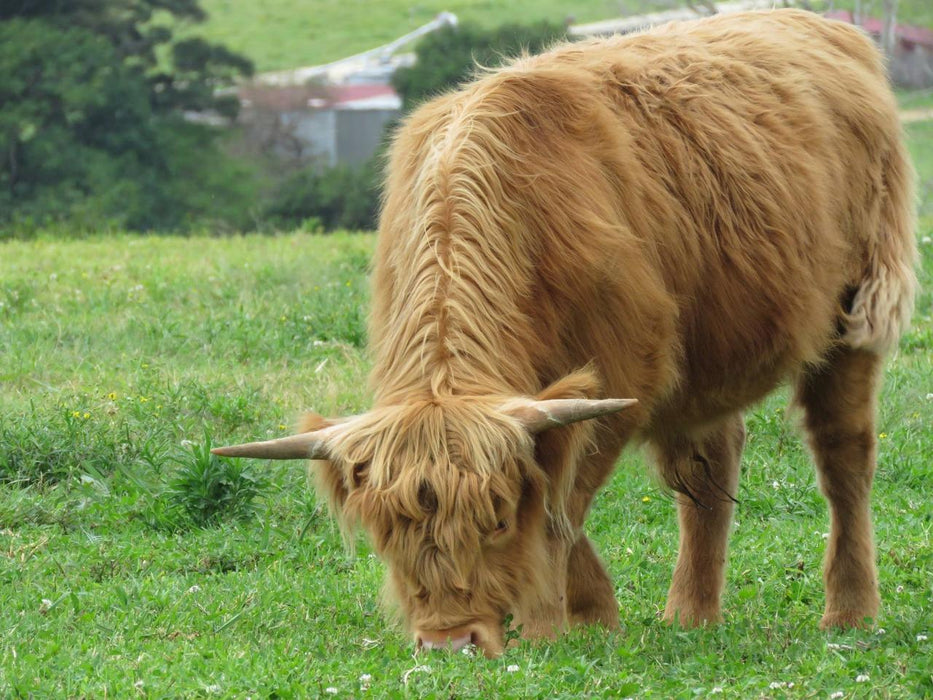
[
  {"xmin": 417, "ymin": 633, "xmax": 473, "ymax": 652},
  {"xmin": 415, "ymin": 626, "xmax": 476, "ymax": 653},
  {"xmin": 415, "ymin": 623, "xmax": 505, "ymax": 658}
]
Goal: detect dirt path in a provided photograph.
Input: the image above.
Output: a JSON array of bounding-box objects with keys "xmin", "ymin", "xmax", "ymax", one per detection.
[{"xmin": 900, "ymin": 107, "xmax": 933, "ymax": 124}]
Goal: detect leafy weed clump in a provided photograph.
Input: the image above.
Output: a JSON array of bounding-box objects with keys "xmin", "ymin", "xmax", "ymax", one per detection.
[{"xmin": 166, "ymin": 438, "xmax": 268, "ymax": 527}]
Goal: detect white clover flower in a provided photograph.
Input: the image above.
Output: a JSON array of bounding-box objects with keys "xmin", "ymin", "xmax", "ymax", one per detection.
[
  {"xmin": 917, "ymin": 634, "xmax": 928, "ymax": 642},
  {"xmin": 507, "ymin": 664, "xmax": 520, "ymax": 673},
  {"xmin": 856, "ymin": 674, "xmax": 870, "ymax": 683},
  {"xmin": 772, "ymin": 480, "xmax": 780, "ymax": 489}
]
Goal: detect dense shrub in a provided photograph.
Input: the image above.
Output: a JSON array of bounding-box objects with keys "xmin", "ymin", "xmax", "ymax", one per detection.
[{"xmin": 263, "ymin": 159, "xmax": 382, "ymax": 232}]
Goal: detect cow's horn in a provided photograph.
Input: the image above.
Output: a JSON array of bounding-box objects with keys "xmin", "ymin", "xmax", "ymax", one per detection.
[
  {"xmin": 211, "ymin": 432, "xmax": 331, "ymax": 460},
  {"xmin": 504, "ymin": 398, "xmax": 637, "ymax": 433}
]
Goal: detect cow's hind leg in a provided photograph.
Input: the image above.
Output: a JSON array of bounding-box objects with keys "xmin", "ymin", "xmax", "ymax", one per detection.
[
  {"xmin": 657, "ymin": 413, "xmax": 745, "ymax": 626},
  {"xmin": 795, "ymin": 348, "xmax": 882, "ymax": 629}
]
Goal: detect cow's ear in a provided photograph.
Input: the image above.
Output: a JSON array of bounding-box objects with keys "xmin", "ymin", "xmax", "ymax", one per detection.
[
  {"xmin": 529, "ymin": 370, "xmax": 603, "ymax": 523},
  {"xmin": 505, "ymin": 370, "xmax": 636, "ymax": 528},
  {"xmin": 501, "ymin": 367, "xmax": 635, "ymax": 434},
  {"xmin": 299, "ymin": 412, "xmax": 355, "ymax": 515}
]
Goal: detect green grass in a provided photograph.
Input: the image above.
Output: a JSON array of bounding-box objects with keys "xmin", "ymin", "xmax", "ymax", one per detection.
[
  {"xmin": 898, "ymin": 88, "xmax": 933, "ymax": 112},
  {"xmin": 1, "ymin": 129, "xmax": 932, "ymax": 696},
  {"xmin": 183, "ymin": 0, "xmax": 933, "ymax": 72},
  {"xmin": 183, "ymin": 0, "xmax": 656, "ymax": 72}
]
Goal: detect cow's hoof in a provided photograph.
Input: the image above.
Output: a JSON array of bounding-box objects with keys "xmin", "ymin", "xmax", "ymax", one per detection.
[
  {"xmin": 569, "ymin": 604, "xmax": 620, "ymax": 630},
  {"xmin": 662, "ymin": 607, "xmax": 723, "ymax": 628},
  {"xmin": 819, "ymin": 610, "xmax": 876, "ymax": 630}
]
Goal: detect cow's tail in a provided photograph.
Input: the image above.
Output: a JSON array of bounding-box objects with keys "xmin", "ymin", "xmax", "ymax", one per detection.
[{"xmin": 842, "ymin": 136, "xmax": 918, "ymax": 355}]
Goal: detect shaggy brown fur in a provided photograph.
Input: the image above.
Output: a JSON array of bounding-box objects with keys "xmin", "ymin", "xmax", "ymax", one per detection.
[{"xmin": 236, "ymin": 10, "xmax": 918, "ymax": 655}]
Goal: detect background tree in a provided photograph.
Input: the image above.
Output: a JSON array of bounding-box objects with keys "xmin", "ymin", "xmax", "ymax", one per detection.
[
  {"xmin": 0, "ymin": 0, "xmax": 255, "ymax": 232},
  {"xmin": 392, "ymin": 20, "xmax": 568, "ymax": 111},
  {"xmin": 882, "ymin": 0, "xmax": 900, "ymax": 62}
]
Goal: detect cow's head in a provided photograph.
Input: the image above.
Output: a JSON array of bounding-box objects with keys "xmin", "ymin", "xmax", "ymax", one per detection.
[{"xmin": 212, "ymin": 373, "xmax": 634, "ymax": 657}]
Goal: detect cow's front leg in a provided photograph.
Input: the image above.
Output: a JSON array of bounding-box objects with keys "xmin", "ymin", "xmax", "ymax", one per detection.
[
  {"xmin": 515, "ymin": 530, "xmax": 570, "ymax": 640},
  {"xmin": 561, "ymin": 446, "xmax": 625, "ymax": 628},
  {"xmin": 566, "ymin": 534, "xmax": 620, "ymax": 628},
  {"xmin": 655, "ymin": 413, "xmax": 745, "ymax": 626}
]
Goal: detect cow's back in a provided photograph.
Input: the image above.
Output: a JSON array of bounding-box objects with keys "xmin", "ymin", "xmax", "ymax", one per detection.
[
  {"xmin": 555, "ymin": 10, "xmax": 907, "ymax": 424},
  {"xmin": 373, "ymin": 10, "xmax": 911, "ymax": 432}
]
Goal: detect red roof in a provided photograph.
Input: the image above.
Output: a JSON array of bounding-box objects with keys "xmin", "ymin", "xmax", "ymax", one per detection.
[
  {"xmin": 330, "ymin": 84, "xmax": 398, "ymax": 106},
  {"xmin": 239, "ymin": 82, "xmax": 400, "ymax": 111}
]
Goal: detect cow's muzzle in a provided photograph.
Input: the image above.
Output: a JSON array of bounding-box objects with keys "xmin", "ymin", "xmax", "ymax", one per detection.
[{"xmin": 415, "ymin": 623, "xmax": 503, "ymax": 658}]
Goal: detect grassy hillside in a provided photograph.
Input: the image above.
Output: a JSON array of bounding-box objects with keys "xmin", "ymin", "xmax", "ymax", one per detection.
[
  {"xmin": 186, "ymin": 0, "xmax": 632, "ymax": 72},
  {"xmin": 1, "ymin": 116, "xmax": 931, "ymax": 695},
  {"xmin": 186, "ymin": 0, "xmax": 933, "ymax": 72}
]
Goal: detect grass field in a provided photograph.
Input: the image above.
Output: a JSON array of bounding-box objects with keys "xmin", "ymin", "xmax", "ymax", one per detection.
[
  {"xmin": 1, "ymin": 128, "xmax": 932, "ymax": 696},
  {"xmin": 184, "ymin": 0, "xmax": 933, "ymax": 72},
  {"xmin": 184, "ymin": 0, "xmax": 663, "ymax": 72}
]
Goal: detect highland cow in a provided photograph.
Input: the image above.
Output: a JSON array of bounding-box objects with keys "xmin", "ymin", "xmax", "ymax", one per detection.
[{"xmin": 214, "ymin": 10, "xmax": 917, "ymax": 657}]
